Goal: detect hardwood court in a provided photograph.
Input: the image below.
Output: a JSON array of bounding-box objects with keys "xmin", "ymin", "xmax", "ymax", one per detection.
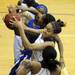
[{"xmin": 0, "ymin": 0, "xmax": 75, "ymax": 75}]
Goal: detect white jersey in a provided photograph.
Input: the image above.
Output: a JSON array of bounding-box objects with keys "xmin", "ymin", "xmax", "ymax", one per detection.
[
  {"xmin": 33, "ymin": 34, "xmax": 44, "ymax": 61},
  {"xmin": 14, "ymin": 4, "xmax": 35, "ymax": 63},
  {"xmin": 32, "ymin": 34, "xmax": 50, "ymax": 75},
  {"xmin": 14, "ymin": 35, "xmax": 23, "ymax": 63},
  {"xmin": 27, "ymin": 68, "xmax": 50, "ymax": 75}
]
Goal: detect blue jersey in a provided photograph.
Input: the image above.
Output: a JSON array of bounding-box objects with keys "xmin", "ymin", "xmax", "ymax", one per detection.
[
  {"xmin": 35, "ymin": 4, "xmax": 48, "ymax": 14},
  {"xmin": 26, "ymin": 19, "xmax": 40, "ymax": 43},
  {"xmin": 22, "ymin": 0, "xmax": 48, "ymax": 14},
  {"xmin": 9, "ymin": 49, "xmax": 32, "ymax": 75},
  {"xmin": 28, "ymin": 19, "xmax": 40, "ymax": 29}
]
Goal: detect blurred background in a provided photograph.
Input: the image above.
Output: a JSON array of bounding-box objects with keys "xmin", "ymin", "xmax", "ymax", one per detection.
[{"xmin": 0, "ymin": 0, "xmax": 75, "ymax": 75}]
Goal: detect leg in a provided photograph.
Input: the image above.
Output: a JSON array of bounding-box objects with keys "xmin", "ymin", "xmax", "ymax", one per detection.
[
  {"xmin": 31, "ymin": 61, "xmax": 41, "ymax": 74},
  {"xmin": 16, "ymin": 59, "xmax": 41, "ymax": 75},
  {"xmin": 16, "ymin": 59, "xmax": 31, "ymax": 75}
]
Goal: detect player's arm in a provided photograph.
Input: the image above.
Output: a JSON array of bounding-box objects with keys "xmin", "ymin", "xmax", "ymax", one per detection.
[
  {"xmin": 55, "ymin": 35, "xmax": 64, "ymax": 58},
  {"xmin": 17, "ymin": 5, "xmax": 41, "ymax": 16},
  {"xmin": 17, "ymin": 22, "xmax": 54, "ymax": 51},
  {"xmin": 24, "ymin": 7, "xmax": 40, "ymax": 15},
  {"xmin": 24, "ymin": 25, "xmax": 45, "ymax": 34},
  {"xmin": 54, "ymin": 35, "xmax": 65, "ymax": 68},
  {"xmin": 22, "ymin": 11, "xmax": 33, "ymax": 20},
  {"xmin": 12, "ymin": 17, "xmax": 54, "ymax": 51}
]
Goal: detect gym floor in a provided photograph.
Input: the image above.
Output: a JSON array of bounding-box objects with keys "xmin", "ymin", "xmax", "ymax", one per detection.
[{"xmin": 0, "ymin": 0, "xmax": 75, "ymax": 75}]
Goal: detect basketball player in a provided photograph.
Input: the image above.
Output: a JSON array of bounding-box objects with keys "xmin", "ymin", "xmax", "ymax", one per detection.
[
  {"xmin": 3, "ymin": 6, "xmax": 64, "ymax": 74},
  {"xmin": 7, "ymin": 4, "xmax": 48, "ymax": 63},
  {"xmin": 8, "ymin": 16, "xmax": 55, "ymax": 75},
  {"xmin": 14, "ymin": 2, "xmax": 48, "ymax": 63},
  {"xmin": 8, "ymin": 6, "xmax": 65, "ymax": 74},
  {"xmin": 4, "ymin": 4, "xmax": 64, "ymax": 75},
  {"xmin": 6, "ymin": 6, "xmax": 54, "ymax": 74},
  {"xmin": 9, "ymin": 15, "xmax": 65, "ymax": 75},
  {"xmin": 17, "ymin": 7, "xmax": 65, "ymax": 70},
  {"xmin": 19, "ymin": 8, "xmax": 65, "ymax": 71},
  {"xmin": 17, "ymin": 0, "xmax": 48, "ymax": 14}
]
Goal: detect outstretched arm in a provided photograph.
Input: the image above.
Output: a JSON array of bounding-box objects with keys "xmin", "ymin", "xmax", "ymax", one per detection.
[
  {"xmin": 55, "ymin": 35, "xmax": 64, "ymax": 58},
  {"xmin": 24, "ymin": 25, "xmax": 46, "ymax": 34},
  {"xmin": 54, "ymin": 35, "xmax": 65, "ymax": 68}
]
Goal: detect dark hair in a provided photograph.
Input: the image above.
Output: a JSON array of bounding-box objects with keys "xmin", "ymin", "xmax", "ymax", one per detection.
[
  {"xmin": 16, "ymin": 9, "xmax": 20, "ymax": 13},
  {"xmin": 22, "ymin": 0, "xmax": 35, "ymax": 4},
  {"xmin": 41, "ymin": 59, "xmax": 60, "ymax": 72},
  {"xmin": 40, "ymin": 14, "xmax": 56, "ymax": 28},
  {"xmin": 41, "ymin": 46, "xmax": 60, "ymax": 71},
  {"xmin": 57, "ymin": 19, "xmax": 65, "ymax": 27},
  {"xmin": 42, "ymin": 46, "xmax": 57, "ymax": 61},
  {"xmin": 17, "ymin": 1, "xmax": 21, "ymax": 6},
  {"xmin": 51, "ymin": 19, "xmax": 65, "ymax": 34},
  {"xmin": 22, "ymin": 0, "xmax": 39, "ymax": 7},
  {"xmin": 31, "ymin": 2, "xmax": 39, "ymax": 8}
]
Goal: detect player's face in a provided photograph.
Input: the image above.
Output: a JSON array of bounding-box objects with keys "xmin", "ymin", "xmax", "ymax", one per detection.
[
  {"xmin": 42, "ymin": 23, "xmax": 54, "ymax": 37},
  {"xmin": 35, "ymin": 13, "xmax": 43, "ymax": 25}
]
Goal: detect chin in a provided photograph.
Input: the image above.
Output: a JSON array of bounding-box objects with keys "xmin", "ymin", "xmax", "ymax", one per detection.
[{"xmin": 43, "ymin": 34, "xmax": 48, "ymax": 38}]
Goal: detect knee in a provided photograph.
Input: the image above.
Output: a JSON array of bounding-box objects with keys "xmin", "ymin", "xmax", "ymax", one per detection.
[
  {"xmin": 16, "ymin": 65, "xmax": 26, "ymax": 75},
  {"xmin": 16, "ymin": 60, "xmax": 41, "ymax": 75},
  {"xmin": 31, "ymin": 61, "xmax": 41, "ymax": 74},
  {"xmin": 16, "ymin": 59, "xmax": 31, "ymax": 75}
]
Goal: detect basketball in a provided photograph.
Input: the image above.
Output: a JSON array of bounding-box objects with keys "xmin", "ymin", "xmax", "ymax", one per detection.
[{"xmin": 4, "ymin": 13, "xmax": 20, "ymax": 30}]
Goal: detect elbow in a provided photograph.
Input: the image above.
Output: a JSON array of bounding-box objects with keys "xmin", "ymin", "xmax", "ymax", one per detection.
[
  {"xmin": 28, "ymin": 44, "xmax": 35, "ymax": 50},
  {"xmin": 27, "ymin": 44, "xmax": 38, "ymax": 51},
  {"xmin": 22, "ymin": 41, "xmax": 33, "ymax": 50},
  {"xmin": 23, "ymin": 43, "xmax": 37, "ymax": 50},
  {"xmin": 24, "ymin": 44, "xmax": 33, "ymax": 50},
  {"xmin": 22, "ymin": 42, "xmax": 31, "ymax": 50}
]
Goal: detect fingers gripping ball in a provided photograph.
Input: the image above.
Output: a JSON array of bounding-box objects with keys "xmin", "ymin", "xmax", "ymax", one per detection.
[{"xmin": 4, "ymin": 13, "xmax": 20, "ymax": 30}]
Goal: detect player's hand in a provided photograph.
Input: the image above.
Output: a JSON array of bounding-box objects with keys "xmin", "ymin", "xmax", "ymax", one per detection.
[
  {"xmin": 48, "ymin": 42, "xmax": 55, "ymax": 47},
  {"xmin": 2, "ymin": 17, "xmax": 5, "ymax": 22},
  {"xmin": 60, "ymin": 57, "xmax": 65, "ymax": 69},
  {"xmin": 10, "ymin": 16, "xmax": 24, "ymax": 28}
]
